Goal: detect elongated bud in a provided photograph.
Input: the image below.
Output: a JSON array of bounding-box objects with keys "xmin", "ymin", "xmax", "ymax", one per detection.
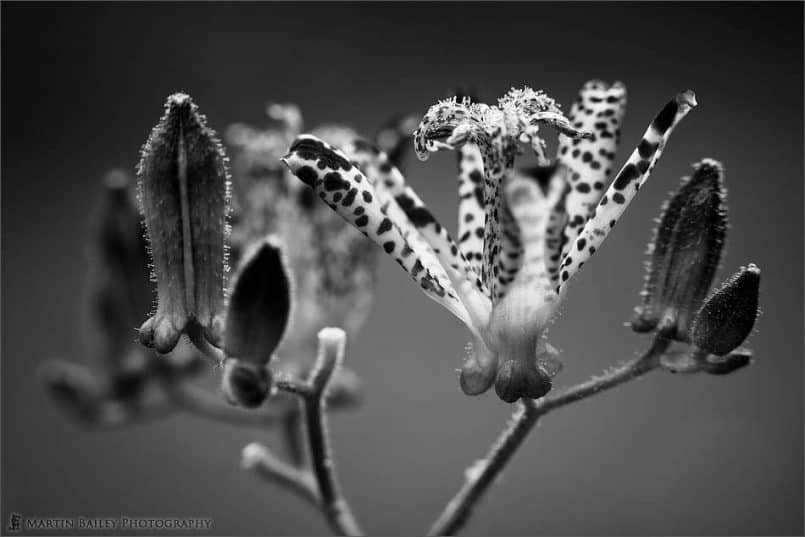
[
  {"xmin": 84, "ymin": 170, "xmax": 152, "ymax": 366},
  {"xmin": 632, "ymin": 159, "xmax": 726, "ymax": 341},
  {"xmin": 691, "ymin": 264, "xmax": 760, "ymax": 356},
  {"xmin": 40, "ymin": 361, "xmax": 105, "ymax": 425},
  {"xmin": 137, "ymin": 93, "xmax": 230, "ymax": 354},
  {"xmin": 221, "ymin": 238, "xmax": 291, "ymax": 407},
  {"xmin": 224, "ymin": 237, "xmax": 291, "ymax": 363}
]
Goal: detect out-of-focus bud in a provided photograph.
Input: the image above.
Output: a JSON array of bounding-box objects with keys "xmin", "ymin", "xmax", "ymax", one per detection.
[
  {"xmin": 83, "ymin": 170, "xmax": 152, "ymax": 367},
  {"xmin": 632, "ymin": 159, "xmax": 727, "ymax": 341},
  {"xmin": 137, "ymin": 93, "xmax": 230, "ymax": 354},
  {"xmin": 221, "ymin": 237, "xmax": 292, "ymax": 407},
  {"xmin": 691, "ymin": 264, "xmax": 760, "ymax": 356},
  {"xmin": 40, "ymin": 361, "xmax": 105, "ymax": 425}
]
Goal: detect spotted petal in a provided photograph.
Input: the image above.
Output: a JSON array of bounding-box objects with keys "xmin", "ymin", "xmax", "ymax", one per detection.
[
  {"xmin": 282, "ymin": 135, "xmax": 476, "ymax": 331},
  {"xmin": 343, "ymin": 138, "xmax": 491, "ymax": 329},
  {"xmin": 557, "ymin": 90, "xmax": 697, "ymax": 292},
  {"xmin": 455, "ymin": 143, "xmax": 487, "ymax": 277},
  {"xmin": 556, "ymin": 81, "xmax": 627, "ymax": 281}
]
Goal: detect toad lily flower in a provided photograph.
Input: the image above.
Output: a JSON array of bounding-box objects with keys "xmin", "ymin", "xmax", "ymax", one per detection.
[{"xmin": 282, "ymin": 83, "xmax": 696, "ymax": 403}]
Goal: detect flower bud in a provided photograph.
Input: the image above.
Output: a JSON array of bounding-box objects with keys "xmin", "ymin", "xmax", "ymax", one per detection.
[
  {"xmin": 224, "ymin": 237, "xmax": 291, "ymax": 363},
  {"xmin": 632, "ymin": 159, "xmax": 727, "ymax": 341},
  {"xmin": 691, "ymin": 264, "xmax": 760, "ymax": 356},
  {"xmin": 137, "ymin": 93, "xmax": 230, "ymax": 354},
  {"xmin": 221, "ymin": 237, "xmax": 291, "ymax": 407}
]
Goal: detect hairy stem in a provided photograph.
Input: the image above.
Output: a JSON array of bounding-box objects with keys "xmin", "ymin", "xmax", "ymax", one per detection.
[{"xmin": 427, "ymin": 336, "xmax": 671, "ymax": 536}]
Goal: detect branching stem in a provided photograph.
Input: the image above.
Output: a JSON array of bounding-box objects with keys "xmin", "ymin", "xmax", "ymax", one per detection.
[{"xmin": 427, "ymin": 336, "xmax": 671, "ymax": 536}]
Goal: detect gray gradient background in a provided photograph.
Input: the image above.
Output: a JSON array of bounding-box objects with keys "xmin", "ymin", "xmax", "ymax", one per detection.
[{"xmin": 2, "ymin": 2, "xmax": 803, "ymax": 535}]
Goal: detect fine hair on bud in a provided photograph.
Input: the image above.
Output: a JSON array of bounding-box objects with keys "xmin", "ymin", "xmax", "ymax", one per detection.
[
  {"xmin": 691, "ymin": 264, "xmax": 760, "ymax": 356},
  {"xmin": 137, "ymin": 92, "xmax": 231, "ymax": 354},
  {"xmin": 632, "ymin": 159, "xmax": 727, "ymax": 341},
  {"xmin": 221, "ymin": 359, "xmax": 274, "ymax": 408}
]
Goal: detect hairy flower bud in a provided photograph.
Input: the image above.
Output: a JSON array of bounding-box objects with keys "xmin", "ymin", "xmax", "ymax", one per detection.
[
  {"xmin": 632, "ymin": 159, "xmax": 727, "ymax": 341},
  {"xmin": 221, "ymin": 238, "xmax": 291, "ymax": 407},
  {"xmin": 691, "ymin": 264, "xmax": 760, "ymax": 356},
  {"xmin": 137, "ymin": 93, "xmax": 230, "ymax": 354}
]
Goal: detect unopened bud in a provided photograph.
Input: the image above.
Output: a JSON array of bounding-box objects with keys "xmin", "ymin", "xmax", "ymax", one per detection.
[
  {"xmin": 691, "ymin": 264, "xmax": 760, "ymax": 356},
  {"xmin": 137, "ymin": 93, "xmax": 230, "ymax": 354},
  {"xmin": 632, "ymin": 159, "xmax": 727, "ymax": 341},
  {"xmin": 221, "ymin": 359, "xmax": 274, "ymax": 408},
  {"xmin": 220, "ymin": 238, "xmax": 290, "ymax": 407},
  {"xmin": 224, "ymin": 237, "xmax": 291, "ymax": 364}
]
